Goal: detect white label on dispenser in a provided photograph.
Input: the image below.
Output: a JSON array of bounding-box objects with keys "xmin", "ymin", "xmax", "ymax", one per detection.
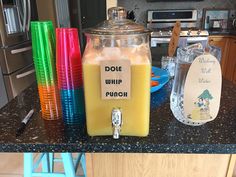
[
  {"xmin": 100, "ymin": 59, "xmax": 131, "ymax": 99},
  {"xmin": 183, "ymin": 54, "xmax": 222, "ymax": 123}
]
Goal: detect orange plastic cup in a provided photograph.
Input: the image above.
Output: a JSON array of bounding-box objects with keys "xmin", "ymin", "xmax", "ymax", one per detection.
[{"xmin": 37, "ymin": 85, "xmax": 62, "ymax": 120}]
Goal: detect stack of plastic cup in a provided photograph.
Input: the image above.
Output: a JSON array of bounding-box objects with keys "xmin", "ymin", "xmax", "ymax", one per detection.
[
  {"xmin": 31, "ymin": 21, "xmax": 62, "ymax": 120},
  {"xmin": 56, "ymin": 28, "xmax": 85, "ymax": 125}
]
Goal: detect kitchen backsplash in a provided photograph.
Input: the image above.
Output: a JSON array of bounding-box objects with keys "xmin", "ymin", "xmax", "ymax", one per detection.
[{"xmin": 118, "ymin": 0, "xmax": 236, "ymax": 26}]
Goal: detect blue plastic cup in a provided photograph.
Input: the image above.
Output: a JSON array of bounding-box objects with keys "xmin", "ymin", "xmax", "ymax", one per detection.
[{"xmin": 60, "ymin": 88, "xmax": 85, "ymax": 125}]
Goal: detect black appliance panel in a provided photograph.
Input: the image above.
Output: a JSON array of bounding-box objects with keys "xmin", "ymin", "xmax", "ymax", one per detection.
[{"xmin": 152, "ymin": 11, "xmax": 193, "ymax": 20}]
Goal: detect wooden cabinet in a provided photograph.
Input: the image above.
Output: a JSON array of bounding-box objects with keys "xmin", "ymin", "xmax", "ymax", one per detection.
[
  {"xmin": 234, "ymin": 65, "xmax": 236, "ymax": 84},
  {"xmin": 86, "ymin": 153, "xmax": 233, "ymax": 177},
  {"xmin": 209, "ymin": 36, "xmax": 236, "ymax": 83},
  {"xmin": 208, "ymin": 36, "xmax": 230, "ymax": 78},
  {"xmin": 227, "ymin": 38, "xmax": 236, "ymax": 84},
  {"xmin": 227, "ymin": 155, "xmax": 236, "ymax": 177}
]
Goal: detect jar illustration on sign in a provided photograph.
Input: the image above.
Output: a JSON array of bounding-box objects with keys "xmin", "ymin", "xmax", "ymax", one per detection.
[
  {"xmin": 188, "ymin": 89, "xmax": 213, "ymax": 121},
  {"xmin": 82, "ymin": 7, "xmax": 151, "ymax": 138}
]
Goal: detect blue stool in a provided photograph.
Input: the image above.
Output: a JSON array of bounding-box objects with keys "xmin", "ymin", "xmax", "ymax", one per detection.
[{"xmin": 24, "ymin": 153, "xmax": 86, "ymax": 177}]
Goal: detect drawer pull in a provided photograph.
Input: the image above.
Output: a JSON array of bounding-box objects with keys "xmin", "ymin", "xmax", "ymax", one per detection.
[
  {"xmin": 11, "ymin": 46, "xmax": 32, "ymax": 54},
  {"xmin": 16, "ymin": 69, "xmax": 35, "ymax": 79}
]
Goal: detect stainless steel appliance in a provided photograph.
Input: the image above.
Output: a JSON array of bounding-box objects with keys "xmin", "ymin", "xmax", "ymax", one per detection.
[
  {"xmin": 35, "ymin": 0, "xmax": 107, "ymax": 51},
  {"xmin": 0, "ymin": 0, "xmax": 37, "ymax": 104},
  {"xmin": 147, "ymin": 9, "xmax": 209, "ymax": 66},
  {"xmin": 147, "ymin": 0, "xmax": 203, "ymax": 1},
  {"xmin": 4, "ymin": 6, "xmax": 21, "ymax": 34},
  {"xmin": 35, "ymin": 0, "xmax": 71, "ymax": 28},
  {"xmin": 233, "ymin": 18, "xmax": 236, "ymax": 29}
]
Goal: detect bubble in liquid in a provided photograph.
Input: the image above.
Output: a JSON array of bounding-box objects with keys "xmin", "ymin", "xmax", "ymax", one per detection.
[
  {"xmin": 102, "ymin": 47, "xmax": 121, "ymax": 60},
  {"xmin": 83, "ymin": 48, "xmax": 101, "ymax": 64}
]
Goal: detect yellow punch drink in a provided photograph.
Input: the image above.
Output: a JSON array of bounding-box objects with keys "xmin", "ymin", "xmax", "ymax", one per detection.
[{"xmin": 82, "ymin": 7, "xmax": 151, "ymax": 138}]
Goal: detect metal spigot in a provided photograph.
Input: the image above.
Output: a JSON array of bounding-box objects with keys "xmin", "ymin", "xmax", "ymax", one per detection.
[{"xmin": 111, "ymin": 108, "xmax": 122, "ymax": 139}]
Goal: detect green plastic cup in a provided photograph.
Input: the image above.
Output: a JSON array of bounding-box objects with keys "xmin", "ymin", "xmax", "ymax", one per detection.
[{"xmin": 31, "ymin": 21, "xmax": 57, "ymax": 85}]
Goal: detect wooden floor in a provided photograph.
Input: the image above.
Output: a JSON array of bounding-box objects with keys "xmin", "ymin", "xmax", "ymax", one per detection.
[
  {"xmin": 86, "ymin": 154, "xmax": 236, "ymax": 177},
  {"xmin": 0, "ymin": 153, "xmax": 23, "ymax": 177}
]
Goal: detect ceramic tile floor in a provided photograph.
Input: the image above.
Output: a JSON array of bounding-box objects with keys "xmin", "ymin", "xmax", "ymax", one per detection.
[{"xmin": 0, "ymin": 153, "xmax": 84, "ymax": 177}]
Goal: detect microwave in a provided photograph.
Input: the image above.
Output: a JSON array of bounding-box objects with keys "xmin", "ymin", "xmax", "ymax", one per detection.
[
  {"xmin": 147, "ymin": 0, "xmax": 203, "ymax": 1},
  {"xmin": 147, "ymin": 9, "xmax": 198, "ymax": 23}
]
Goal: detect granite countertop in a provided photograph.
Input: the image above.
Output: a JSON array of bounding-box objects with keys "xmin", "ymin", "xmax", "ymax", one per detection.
[
  {"xmin": 208, "ymin": 29, "xmax": 236, "ymax": 36},
  {"xmin": 0, "ymin": 80, "xmax": 236, "ymax": 153}
]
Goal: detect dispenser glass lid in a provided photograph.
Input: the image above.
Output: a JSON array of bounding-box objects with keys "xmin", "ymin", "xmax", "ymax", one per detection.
[{"xmin": 84, "ymin": 7, "xmax": 150, "ymax": 35}]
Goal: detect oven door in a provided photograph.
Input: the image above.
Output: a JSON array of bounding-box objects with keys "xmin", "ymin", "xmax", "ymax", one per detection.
[
  {"xmin": 150, "ymin": 37, "xmax": 209, "ymax": 66},
  {"xmin": 186, "ymin": 37, "xmax": 209, "ymax": 47},
  {"xmin": 150, "ymin": 38, "xmax": 171, "ymax": 67}
]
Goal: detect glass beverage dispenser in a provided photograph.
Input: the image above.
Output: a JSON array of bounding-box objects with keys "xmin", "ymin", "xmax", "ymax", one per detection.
[{"xmin": 82, "ymin": 7, "xmax": 151, "ymax": 138}]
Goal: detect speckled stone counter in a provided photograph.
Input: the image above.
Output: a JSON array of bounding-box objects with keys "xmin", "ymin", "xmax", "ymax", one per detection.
[
  {"xmin": 0, "ymin": 80, "xmax": 236, "ymax": 153},
  {"xmin": 208, "ymin": 29, "xmax": 236, "ymax": 36}
]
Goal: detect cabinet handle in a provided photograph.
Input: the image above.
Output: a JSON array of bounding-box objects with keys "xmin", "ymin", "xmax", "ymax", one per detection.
[
  {"xmin": 16, "ymin": 69, "xmax": 35, "ymax": 79},
  {"xmin": 233, "ymin": 19, "xmax": 236, "ymax": 27},
  {"xmin": 11, "ymin": 46, "xmax": 32, "ymax": 54}
]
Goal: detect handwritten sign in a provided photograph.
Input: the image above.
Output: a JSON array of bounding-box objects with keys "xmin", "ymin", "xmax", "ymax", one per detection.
[
  {"xmin": 100, "ymin": 60, "xmax": 131, "ymax": 99},
  {"xmin": 183, "ymin": 54, "xmax": 222, "ymax": 123}
]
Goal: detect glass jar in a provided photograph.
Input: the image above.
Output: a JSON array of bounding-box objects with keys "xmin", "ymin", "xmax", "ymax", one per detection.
[
  {"xmin": 161, "ymin": 56, "xmax": 176, "ymax": 77},
  {"xmin": 170, "ymin": 44, "xmax": 221, "ymax": 126},
  {"xmin": 82, "ymin": 7, "xmax": 151, "ymax": 137}
]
